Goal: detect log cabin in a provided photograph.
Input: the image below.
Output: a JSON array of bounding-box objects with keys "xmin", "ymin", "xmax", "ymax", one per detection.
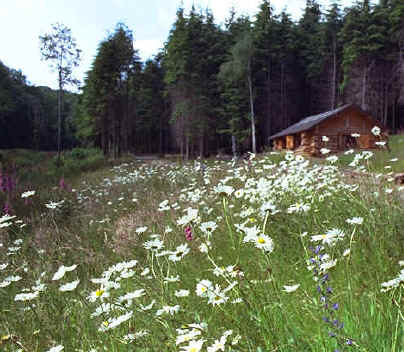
[{"xmin": 269, "ymin": 104, "xmax": 387, "ymax": 156}]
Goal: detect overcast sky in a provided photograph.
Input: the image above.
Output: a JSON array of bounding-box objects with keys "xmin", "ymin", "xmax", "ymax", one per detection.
[{"xmin": 0, "ymin": 0, "xmax": 359, "ymax": 90}]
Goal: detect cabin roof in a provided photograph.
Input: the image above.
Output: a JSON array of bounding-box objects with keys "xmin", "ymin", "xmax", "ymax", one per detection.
[{"xmin": 269, "ymin": 104, "xmax": 354, "ymax": 140}]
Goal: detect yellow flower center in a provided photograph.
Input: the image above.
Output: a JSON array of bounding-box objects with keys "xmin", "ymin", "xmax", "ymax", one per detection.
[
  {"xmin": 96, "ymin": 289, "xmax": 105, "ymax": 297},
  {"xmin": 258, "ymin": 237, "xmax": 266, "ymax": 244}
]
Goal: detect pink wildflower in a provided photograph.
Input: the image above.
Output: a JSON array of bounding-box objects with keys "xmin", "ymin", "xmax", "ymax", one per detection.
[{"xmin": 185, "ymin": 226, "xmax": 193, "ymax": 241}]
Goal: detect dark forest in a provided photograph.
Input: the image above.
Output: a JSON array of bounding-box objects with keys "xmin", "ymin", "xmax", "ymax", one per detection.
[{"xmin": 1, "ymin": 0, "xmax": 403, "ymax": 158}]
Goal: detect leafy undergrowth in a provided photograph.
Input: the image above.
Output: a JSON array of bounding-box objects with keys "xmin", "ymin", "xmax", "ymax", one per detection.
[
  {"xmin": 0, "ymin": 148, "xmax": 403, "ymax": 352},
  {"xmin": 0, "ymin": 148, "xmax": 109, "ymax": 189}
]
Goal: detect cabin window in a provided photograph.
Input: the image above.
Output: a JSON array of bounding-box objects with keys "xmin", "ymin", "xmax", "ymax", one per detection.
[{"xmin": 286, "ymin": 135, "xmax": 294, "ymax": 149}]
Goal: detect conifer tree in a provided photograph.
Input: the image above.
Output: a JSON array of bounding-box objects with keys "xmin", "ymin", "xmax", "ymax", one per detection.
[
  {"xmin": 78, "ymin": 23, "xmax": 140, "ymax": 157},
  {"xmin": 324, "ymin": 2, "xmax": 343, "ymax": 109},
  {"xmin": 341, "ymin": 1, "xmax": 388, "ymax": 110}
]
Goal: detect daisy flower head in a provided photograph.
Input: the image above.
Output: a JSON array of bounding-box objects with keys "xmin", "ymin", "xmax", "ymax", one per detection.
[
  {"xmin": 196, "ymin": 279, "xmax": 213, "ymax": 297},
  {"xmin": 254, "ymin": 234, "xmax": 274, "ymax": 253},
  {"xmin": 179, "ymin": 339, "xmax": 205, "ymax": 352},
  {"xmin": 21, "ymin": 190, "xmax": 35, "ymax": 198},
  {"xmin": 156, "ymin": 305, "xmax": 180, "ymax": 316},
  {"xmin": 98, "ymin": 311, "xmax": 133, "ymax": 331},
  {"xmin": 311, "ymin": 228, "xmax": 344, "ymax": 246},
  {"xmin": 168, "ymin": 243, "xmax": 190, "ymax": 262},
  {"xmin": 371, "ymin": 126, "xmax": 381, "ymax": 136},
  {"xmin": 234, "ymin": 189, "xmax": 244, "ymax": 198},
  {"xmin": 52, "ymin": 264, "xmax": 77, "ymax": 281},
  {"xmin": 375, "ymin": 141, "xmax": 386, "ymax": 146},
  {"xmin": 143, "ymin": 238, "xmax": 164, "ymax": 252},
  {"xmin": 207, "ymin": 285, "xmax": 229, "ymax": 306},
  {"xmin": 15, "ymin": 291, "xmax": 40, "ymax": 301},
  {"xmin": 135, "ymin": 226, "xmax": 148, "ymax": 234},
  {"xmin": 175, "ymin": 289, "xmax": 190, "ymax": 297},
  {"xmin": 326, "ymin": 155, "xmax": 338, "ymax": 164},
  {"xmin": 87, "ymin": 287, "xmax": 110, "ymax": 302},
  {"xmin": 46, "ymin": 345, "xmax": 64, "ymax": 352},
  {"xmin": 214, "ymin": 184, "xmax": 234, "ymax": 197},
  {"xmin": 283, "ymin": 284, "xmax": 300, "ymax": 293},
  {"xmin": 177, "ymin": 208, "xmax": 199, "ymax": 226},
  {"xmin": 207, "ymin": 334, "xmax": 228, "ymax": 352},
  {"xmin": 59, "ymin": 279, "xmax": 80, "ymax": 292},
  {"xmin": 346, "ymin": 217, "xmax": 363, "ymax": 225}
]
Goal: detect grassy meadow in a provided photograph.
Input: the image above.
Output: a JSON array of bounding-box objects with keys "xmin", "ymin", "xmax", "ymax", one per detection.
[{"xmin": 0, "ymin": 139, "xmax": 403, "ymax": 352}]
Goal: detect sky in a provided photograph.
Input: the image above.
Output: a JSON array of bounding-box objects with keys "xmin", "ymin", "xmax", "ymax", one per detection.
[{"xmin": 0, "ymin": 0, "xmax": 359, "ymax": 91}]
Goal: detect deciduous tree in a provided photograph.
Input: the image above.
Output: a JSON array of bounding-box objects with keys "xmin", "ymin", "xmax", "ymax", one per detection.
[{"xmin": 39, "ymin": 23, "xmax": 81, "ymax": 164}]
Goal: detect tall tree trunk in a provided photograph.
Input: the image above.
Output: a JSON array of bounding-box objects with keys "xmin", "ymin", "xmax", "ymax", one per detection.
[
  {"xmin": 57, "ymin": 69, "xmax": 62, "ymax": 167},
  {"xmin": 185, "ymin": 134, "xmax": 189, "ymax": 161},
  {"xmin": 392, "ymin": 98, "xmax": 396, "ymax": 133},
  {"xmin": 383, "ymin": 84, "xmax": 388, "ymax": 126},
  {"xmin": 281, "ymin": 62, "xmax": 285, "ymax": 128},
  {"xmin": 199, "ymin": 132, "xmax": 204, "ymax": 159},
  {"xmin": 266, "ymin": 60, "xmax": 272, "ymax": 141},
  {"xmin": 331, "ymin": 38, "xmax": 337, "ymax": 109},
  {"xmin": 180, "ymin": 130, "xmax": 183, "ymax": 158},
  {"xmin": 159, "ymin": 115, "xmax": 163, "ymax": 154},
  {"xmin": 231, "ymin": 135, "xmax": 237, "ymax": 157},
  {"xmin": 247, "ymin": 59, "xmax": 256, "ymax": 154},
  {"xmin": 361, "ymin": 64, "xmax": 367, "ymax": 110}
]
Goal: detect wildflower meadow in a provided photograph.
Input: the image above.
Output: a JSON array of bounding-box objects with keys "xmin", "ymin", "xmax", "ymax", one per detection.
[{"xmin": 0, "ymin": 136, "xmax": 403, "ymax": 352}]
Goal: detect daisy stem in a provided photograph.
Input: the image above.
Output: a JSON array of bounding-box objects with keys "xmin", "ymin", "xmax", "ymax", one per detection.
[
  {"xmin": 262, "ymin": 211, "xmax": 269, "ymax": 234},
  {"xmin": 348, "ymin": 227, "xmax": 356, "ymax": 263},
  {"xmin": 222, "ymin": 197, "xmax": 235, "ymax": 250}
]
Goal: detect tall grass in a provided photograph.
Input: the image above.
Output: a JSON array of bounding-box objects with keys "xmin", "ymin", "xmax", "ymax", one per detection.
[{"xmin": 0, "ymin": 143, "xmax": 403, "ymax": 351}]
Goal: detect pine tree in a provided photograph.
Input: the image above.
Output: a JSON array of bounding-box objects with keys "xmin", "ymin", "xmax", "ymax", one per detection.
[
  {"xmin": 78, "ymin": 23, "xmax": 140, "ymax": 157},
  {"xmin": 136, "ymin": 56, "xmax": 167, "ymax": 153},
  {"xmin": 297, "ymin": 0, "xmax": 327, "ymax": 114},
  {"xmin": 324, "ymin": 2, "xmax": 343, "ymax": 109},
  {"xmin": 340, "ymin": 1, "xmax": 388, "ymax": 110},
  {"xmin": 164, "ymin": 7, "xmax": 225, "ymax": 158}
]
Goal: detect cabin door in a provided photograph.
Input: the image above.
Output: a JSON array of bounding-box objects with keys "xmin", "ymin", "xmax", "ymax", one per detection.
[{"xmin": 342, "ymin": 135, "xmax": 358, "ymax": 149}]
